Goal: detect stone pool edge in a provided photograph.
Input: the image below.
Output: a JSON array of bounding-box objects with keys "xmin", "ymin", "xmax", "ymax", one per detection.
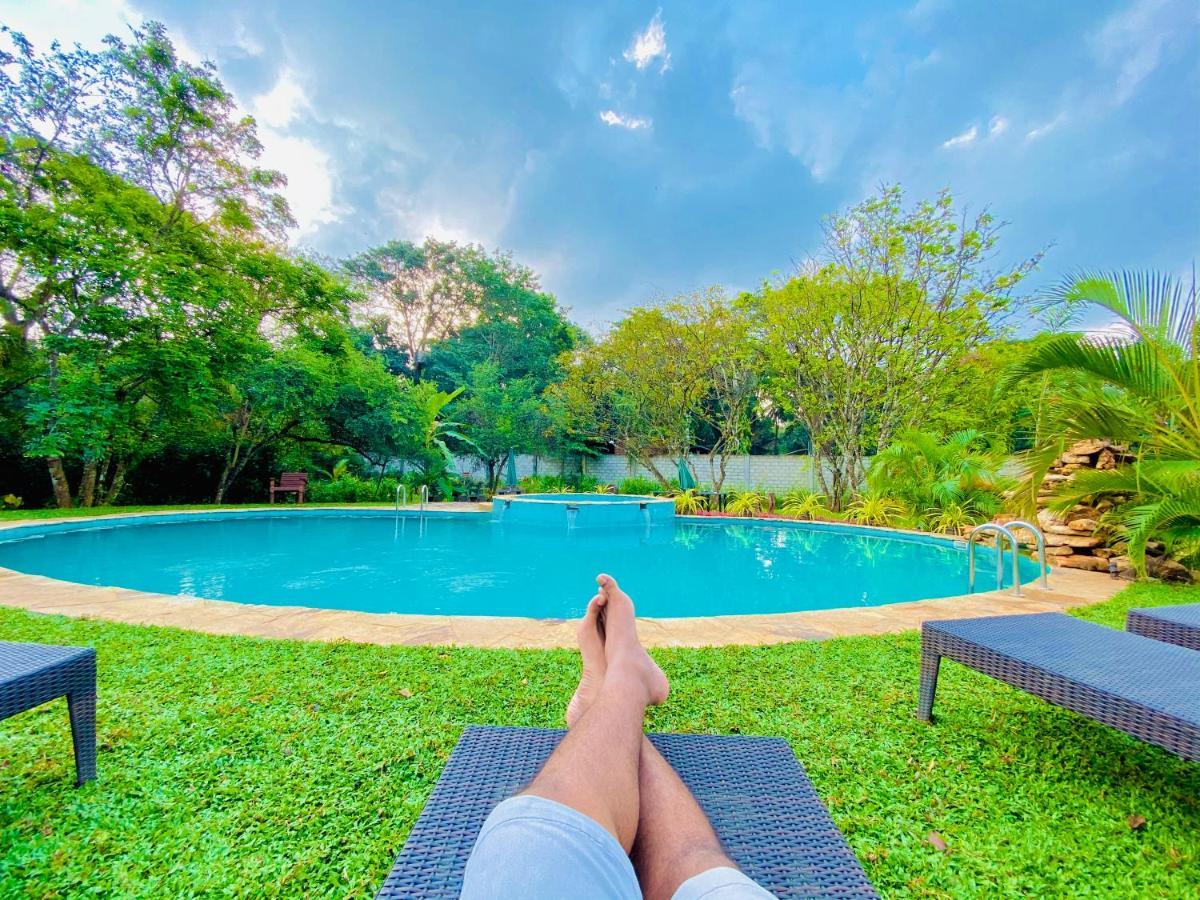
[{"xmin": 0, "ymin": 506, "xmax": 1123, "ymax": 649}]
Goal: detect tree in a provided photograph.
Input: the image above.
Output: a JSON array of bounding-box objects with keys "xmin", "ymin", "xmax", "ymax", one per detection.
[
  {"xmin": 454, "ymin": 363, "xmax": 546, "ymax": 491},
  {"xmin": 103, "ymin": 22, "xmax": 293, "ymax": 239},
  {"xmin": 1, "ymin": 23, "xmax": 292, "ymax": 241},
  {"xmin": 560, "ymin": 306, "xmax": 705, "ymax": 486},
  {"xmin": 1004, "ymin": 271, "xmax": 1199, "ymax": 571},
  {"xmin": 423, "ymin": 254, "xmax": 579, "ymax": 392},
  {"xmin": 675, "ymin": 289, "xmax": 760, "ymax": 490},
  {"xmin": 751, "ymin": 186, "xmax": 1039, "ymax": 509},
  {"xmin": 341, "ymin": 239, "xmax": 485, "ymax": 378}
]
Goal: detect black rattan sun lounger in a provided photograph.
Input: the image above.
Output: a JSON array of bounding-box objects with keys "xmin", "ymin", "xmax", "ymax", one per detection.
[
  {"xmin": 375, "ymin": 725, "xmax": 877, "ymax": 899},
  {"xmin": 1126, "ymin": 603, "xmax": 1200, "ymax": 651},
  {"xmin": 918, "ymin": 612, "xmax": 1200, "ymax": 762},
  {"xmin": 0, "ymin": 640, "xmax": 97, "ymax": 785}
]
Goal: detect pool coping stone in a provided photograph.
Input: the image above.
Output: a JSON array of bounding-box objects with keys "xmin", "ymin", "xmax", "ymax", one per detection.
[{"xmin": 0, "ymin": 505, "xmax": 1124, "ymax": 649}]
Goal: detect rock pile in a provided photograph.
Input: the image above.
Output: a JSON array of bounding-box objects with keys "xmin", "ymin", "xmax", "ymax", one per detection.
[
  {"xmin": 1031, "ymin": 439, "xmax": 1128, "ymax": 573},
  {"xmin": 1025, "ymin": 439, "xmax": 1191, "ymax": 582}
]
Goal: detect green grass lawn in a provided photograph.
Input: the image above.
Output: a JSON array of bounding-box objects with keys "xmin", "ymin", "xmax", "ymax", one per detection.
[
  {"xmin": 0, "ymin": 583, "xmax": 1197, "ymax": 898},
  {"xmin": 0, "ymin": 503, "xmax": 404, "ymax": 523}
]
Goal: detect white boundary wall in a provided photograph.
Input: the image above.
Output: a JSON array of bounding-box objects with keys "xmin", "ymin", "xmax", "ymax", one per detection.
[
  {"xmin": 449, "ymin": 453, "xmax": 823, "ymax": 492},
  {"xmin": 583, "ymin": 453, "xmax": 820, "ymax": 492}
]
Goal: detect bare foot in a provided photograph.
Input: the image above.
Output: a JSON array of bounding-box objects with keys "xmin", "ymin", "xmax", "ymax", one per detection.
[
  {"xmin": 596, "ymin": 574, "xmax": 669, "ymax": 707},
  {"xmin": 566, "ymin": 593, "xmax": 607, "ymax": 727}
]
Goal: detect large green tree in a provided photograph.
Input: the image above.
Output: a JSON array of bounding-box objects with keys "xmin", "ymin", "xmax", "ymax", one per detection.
[{"xmin": 751, "ymin": 186, "xmax": 1039, "ymax": 508}]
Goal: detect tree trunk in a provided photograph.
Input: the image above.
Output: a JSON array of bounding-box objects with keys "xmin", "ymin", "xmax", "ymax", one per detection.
[
  {"xmin": 46, "ymin": 457, "xmax": 73, "ymax": 508},
  {"xmin": 79, "ymin": 460, "xmax": 98, "ymax": 508},
  {"xmin": 102, "ymin": 459, "xmax": 127, "ymax": 506}
]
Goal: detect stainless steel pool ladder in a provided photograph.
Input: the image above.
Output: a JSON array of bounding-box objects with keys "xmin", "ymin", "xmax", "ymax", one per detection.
[
  {"xmin": 1005, "ymin": 519, "xmax": 1049, "ymax": 589},
  {"xmin": 394, "ymin": 484, "xmax": 408, "ymax": 511},
  {"xmin": 966, "ymin": 523, "xmax": 1021, "ymax": 597},
  {"xmin": 419, "ymin": 484, "xmax": 429, "ymax": 513}
]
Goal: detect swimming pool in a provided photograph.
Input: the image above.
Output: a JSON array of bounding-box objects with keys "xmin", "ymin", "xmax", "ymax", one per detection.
[{"xmin": 0, "ymin": 510, "xmax": 1039, "ymax": 619}]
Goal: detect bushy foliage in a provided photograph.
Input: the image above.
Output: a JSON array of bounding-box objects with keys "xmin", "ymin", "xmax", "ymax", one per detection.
[
  {"xmin": 618, "ymin": 475, "xmax": 665, "ymax": 495},
  {"xmin": 867, "ymin": 430, "xmax": 1010, "ymax": 533}
]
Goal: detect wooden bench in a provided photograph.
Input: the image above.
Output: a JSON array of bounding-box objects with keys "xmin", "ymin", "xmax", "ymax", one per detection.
[{"xmin": 269, "ymin": 472, "xmax": 308, "ymax": 504}]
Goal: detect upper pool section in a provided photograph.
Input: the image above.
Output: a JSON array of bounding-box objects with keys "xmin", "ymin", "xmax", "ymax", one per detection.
[{"xmin": 491, "ymin": 493, "xmax": 676, "ymax": 528}]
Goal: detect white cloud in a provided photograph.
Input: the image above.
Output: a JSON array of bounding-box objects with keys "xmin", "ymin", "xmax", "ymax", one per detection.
[
  {"xmin": 623, "ymin": 9, "xmax": 670, "ymax": 73},
  {"xmin": 246, "ymin": 70, "xmax": 342, "ymax": 236},
  {"xmin": 599, "ymin": 109, "xmax": 651, "ymax": 130},
  {"xmin": 1025, "ymin": 112, "xmax": 1067, "ymax": 142},
  {"xmin": 249, "ymin": 68, "xmax": 309, "ymax": 129},
  {"xmin": 941, "ymin": 124, "xmax": 978, "ymax": 149},
  {"xmin": 1084, "ymin": 320, "xmax": 1138, "ymax": 345},
  {"xmin": 988, "ymin": 115, "xmax": 1009, "ymax": 137},
  {"xmin": 255, "ymin": 130, "xmax": 341, "ymax": 236},
  {"xmin": 1091, "ymin": 0, "xmax": 1195, "ymax": 106},
  {"xmin": 230, "ymin": 22, "xmax": 264, "ymax": 57}
]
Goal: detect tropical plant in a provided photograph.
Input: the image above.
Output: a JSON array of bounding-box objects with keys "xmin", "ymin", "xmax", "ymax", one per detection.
[
  {"xmin": 846, "ymin": 492, "xmax": 908, "ymax": 527},
  {"xmin": 926, "ymin": 501, "xmax": 979, "ymax": 535},
  {"xmin": 725, "ymin": 489, "xmax": 767, "ymax": 517},
  {"xmin": 778, "ymin": 489, "xmax": 833, "ymax": 521},
  {"xmin": 1004, "ymin": 271, "xmax": 1199, "ymax": 572},
  {"xmin": 670, "ymin": 488, "xmax": 706, "ymax": 515},
  {"xmin": 867, "ymin": 429, "xmax": 1009, "ymax": 531}
]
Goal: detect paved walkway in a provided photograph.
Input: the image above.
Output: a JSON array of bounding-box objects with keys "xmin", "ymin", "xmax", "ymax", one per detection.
[{"xmin": 0, "ymin": 507, "xmax": 1124, "ymax": 649}]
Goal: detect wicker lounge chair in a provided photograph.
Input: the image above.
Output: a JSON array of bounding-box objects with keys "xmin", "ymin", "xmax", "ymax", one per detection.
[
  {"xmin": 375, "ymin": 725, "xmax": 877, "ymax": 899},
  {"xmin": 0, "ymin": 641, "xmax": 97, "ymax": 785},
  {"xmin": 1126, "ymin": 603, "xmax": 1200, "ymax": 651},
  {"xmin": 918, "ymin": 612, "xmax": 1200, "ymax": 762}
]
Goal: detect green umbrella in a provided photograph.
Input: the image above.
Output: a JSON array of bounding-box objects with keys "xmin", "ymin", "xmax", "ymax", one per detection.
[
  {"xmin": 676, "ymin": 458, "xmax": 696, "ymax": 490},
  {"xmin": 505, "ymin": 450, "xmax": 519, "ymax": 488}
]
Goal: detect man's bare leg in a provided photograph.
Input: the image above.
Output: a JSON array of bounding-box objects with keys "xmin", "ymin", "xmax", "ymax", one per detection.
[
  {"xmin": 631, "ymin": 739, "xmax": 737, "ymax": 900},
  {"xmin": 565, "ymin": 578, "xmax": 750, "ymax": 900},
  {"xmin": 523, "ymin": 574, "xmax": 669, "ymax": 853}
]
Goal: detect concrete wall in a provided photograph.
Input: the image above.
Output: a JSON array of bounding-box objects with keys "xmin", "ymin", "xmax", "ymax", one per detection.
[
  {"xmin": 584, "ymin": 453, "xmax": 821, "ymax": 492},
  {"xmin": 445, "ymin": 453, "xmax": 841, "ymax": 492}
]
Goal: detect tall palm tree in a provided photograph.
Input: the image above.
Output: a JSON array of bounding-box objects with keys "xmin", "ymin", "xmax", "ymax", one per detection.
[{"xmin": 1004, "ymin": 271, "xmax": 1199, "ymax": 570}]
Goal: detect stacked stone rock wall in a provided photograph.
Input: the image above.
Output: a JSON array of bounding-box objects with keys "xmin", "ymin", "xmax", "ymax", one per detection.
[
  {"xmin": 1030, "ymin": 439, "xmax": 1127, "ymax": 573},
  {"xmin": 1017, "ymin": 439, "xmax": 1192, "ymax": 582}
]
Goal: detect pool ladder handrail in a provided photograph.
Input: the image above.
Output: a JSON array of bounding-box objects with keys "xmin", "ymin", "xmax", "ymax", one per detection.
[
  {"xmin": 1005, "ymin": 519, "xmax": 1049, "ymax": 589},
  {"xmin": 394, "ymin": 484, "xmax": 408, "ymax": 511},
  {"xmin": 966, "ymin": 523, "xmax": 1021, "ymax": 597},
  {"xmin": 419, "ymin": 484, "xmax": 429, "ymax": 513}
]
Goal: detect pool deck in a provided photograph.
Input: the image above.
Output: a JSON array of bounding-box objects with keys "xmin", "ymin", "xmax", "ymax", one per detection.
[{"xmin": 0, "ymin": 505, "xmax": 1124, "ymax": 649}]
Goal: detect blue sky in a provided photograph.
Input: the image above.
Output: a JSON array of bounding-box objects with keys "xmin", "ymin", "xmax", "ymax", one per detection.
[{"xmin": 2, "ymin": 0, "xmax": 1198, "ymax": 331}]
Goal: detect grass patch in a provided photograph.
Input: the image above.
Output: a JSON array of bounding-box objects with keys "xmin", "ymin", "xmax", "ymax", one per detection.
[
  {"xmin": 0, "ymin": 583, "xmax": 1197, "ymax": 897},
  {"xmin": 0, "ymin": 503, "xmax": 412, "ymax": 523}
]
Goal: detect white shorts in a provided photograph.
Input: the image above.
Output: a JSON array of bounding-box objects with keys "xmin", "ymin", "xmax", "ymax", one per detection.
[{"xmin": 461, "ymin": 795, "xmax": 776, "ymax": 899}]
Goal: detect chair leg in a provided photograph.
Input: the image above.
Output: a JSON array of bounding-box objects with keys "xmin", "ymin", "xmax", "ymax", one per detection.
[
  {"xmin": 67, "ymin": 691, "xmax": 97, "ymax": 785},
  {"xmin": 917, "ymin": 646, "xmax": 941, "ymax": 722}
]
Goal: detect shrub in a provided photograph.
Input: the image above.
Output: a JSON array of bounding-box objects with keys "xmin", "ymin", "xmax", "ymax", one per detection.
[
  {"xmin": 846, "ymin": 492, "xmax": 908, "ymax": 527},
  {"xmin": 618, "ymin": 475, "xmax": 663, "ymax": 495},
  {"xmin": 307, "ymin": 471, "xmax": 402, "ymax": 503},
  {"xmin": 2, "ymin": 494, "xmax": 22, "ymax": 510},
  {"xmin": 670, "ymin": 488, "xmax": 706, "ymax": 514},
  {"xmin": 725, "ymin": 489, "xmax": 767, "ymax": 517},
  {"xmin": 520, "ymin": 474, "xmax": 571, "ymax": 493}
]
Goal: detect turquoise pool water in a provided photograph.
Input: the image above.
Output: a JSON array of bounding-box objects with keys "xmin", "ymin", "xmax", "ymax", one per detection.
[{"xmin": 0, "ymin": 511, "xmax": 1038, "ymax": 618}]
